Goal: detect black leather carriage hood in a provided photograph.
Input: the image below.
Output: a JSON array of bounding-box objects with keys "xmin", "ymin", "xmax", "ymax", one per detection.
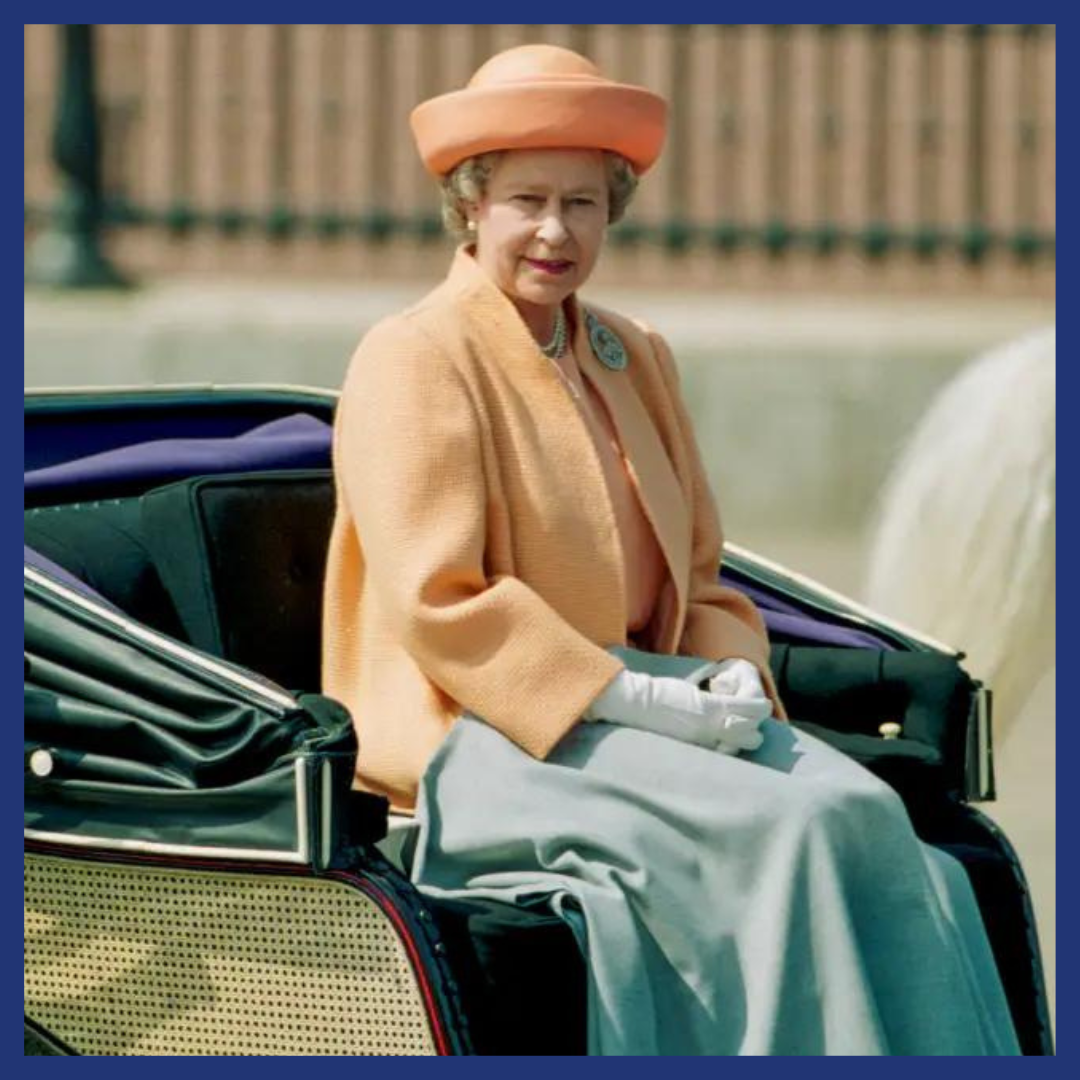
[{"xmin": 24, "ymin": 567, "xmax": 364, "ymax": 869}]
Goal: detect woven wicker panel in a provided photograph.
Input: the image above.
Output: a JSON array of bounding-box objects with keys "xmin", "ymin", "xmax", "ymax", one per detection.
[{"xmin": 24, "ymin": 853, "xmax": 438, "ymax": 1056}]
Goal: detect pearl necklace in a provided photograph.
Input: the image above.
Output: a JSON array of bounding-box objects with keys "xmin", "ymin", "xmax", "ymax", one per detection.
[{"xmin": 539, "ymin": 308, "xmax": 568, "ymax": 359}]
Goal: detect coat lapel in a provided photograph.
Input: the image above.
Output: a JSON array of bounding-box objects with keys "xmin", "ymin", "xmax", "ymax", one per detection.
[
  {"xmin": 570, "ymin": 299, "xmax": 690, "ymax": 639},
  {"xmin": 445, "ymin": 248, "xmax": 691, "ymax": 644}
]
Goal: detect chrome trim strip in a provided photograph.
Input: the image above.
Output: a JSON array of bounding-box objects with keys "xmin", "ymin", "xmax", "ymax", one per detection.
[
  {"xmin": 321, "ymin": 759, "xmax": 333, "ymax": 869},
  {"xmin": 23, "ymin": 758, "xmax": 310, "ymax": 865},
  {"xmin": 723, "ymin": 540, "xmax": 960, "ymax": 655},
  {"xmin": 24, "ymin": 565, "xmax": 297, "ymax": 712},
  {"xmin": 22, "ymin": 829, "xmax": 306, "ymax": 864},
  {"xmin": 25, "ymin": 382, "xmax": 339, "ymax": 400},
  {"xmin": 294, "ymin": 757, "xmax": 310, "ymax": 864}
]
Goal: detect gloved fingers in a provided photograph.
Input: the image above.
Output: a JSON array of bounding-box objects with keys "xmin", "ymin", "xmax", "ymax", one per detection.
[
  {"xmin": 714, "ymin": 711, "xmax": 767, "ymax": 751},
  {"xmin": 725, "ymin": 711, "xmax": 765, "ymax": 733},
  {"xmin": 649, "ymin": 676, "xmax": 715, "ymax": 717},
  {"xmin": 708, "ymin": 660, "xmax": 767, "ymax": 703},
  {"xmin": 584, "ymin": 669, "xmax": 769, "ymax": 752},
  {"xmin": 708, "ymin": 677, "xmax": 766, "ymax": 705},
  {"xmin": 722, "ymin": 728, "xmax": 765, "ymax": 750},
  {"xmin": 705, "ymin": 692, "xmax": 773, "ymax": 722},
  {"xmin": 734, "ymin": 670, "xmax": 767, "ymax": 701},
  {"xmin": 709, "ymin": 658, "xmax": 749, "ymax": 691},
  {"xmin": 708, "ymin": 717, "xmax": 764, "ymax": 753},
  {"xmin": 606, "ymin": 676, "xmax": 718, "ymax": 747},
  {"xmin": 708, "ymin": 670, "xmax": 738, "ymax": 697},
  {"xmin": 718, "ymin": 727, "xmax": 765, "ymax": 752},
  {"xmin": 644, "ymin": 682, "xmax": 733, "ymax": 748},
  {"xmin": 724, "ymin": 711, "xmax": 763, "ymax": 731}
]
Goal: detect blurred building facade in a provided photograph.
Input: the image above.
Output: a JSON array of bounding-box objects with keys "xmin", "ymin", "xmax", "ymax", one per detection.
[{"xmin": 24, "ymin": 24, "xmax": 1055, "ymax": 296}]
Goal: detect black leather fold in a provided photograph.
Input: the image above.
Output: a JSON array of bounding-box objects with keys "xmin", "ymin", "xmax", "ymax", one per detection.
[
  {"xmin": 25, "ymin": 581, "xmax": 365, "ymax": 867},
  {"xmin": 771, "ymin": 644, "xmax": 977, "ymax": 802},
  {"xmin": 140, "ymin": 470, "xmax": 334, "ymax": 690}
]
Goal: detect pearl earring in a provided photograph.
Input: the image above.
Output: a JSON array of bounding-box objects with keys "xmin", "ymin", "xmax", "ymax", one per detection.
[{"xmin": 467, "ymin": 220, "xmax": 477, "ymax": 232}]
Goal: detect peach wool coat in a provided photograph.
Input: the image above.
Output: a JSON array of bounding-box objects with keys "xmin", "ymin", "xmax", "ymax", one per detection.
[{"xmin": 322, "ymin": 247, "xmax": 784, "ymax": 811}]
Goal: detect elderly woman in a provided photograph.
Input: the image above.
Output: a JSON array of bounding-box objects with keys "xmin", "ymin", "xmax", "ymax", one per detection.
[{"xmin": 322, "ymin": 45, "xmax": 1019, "ymax": 1055}]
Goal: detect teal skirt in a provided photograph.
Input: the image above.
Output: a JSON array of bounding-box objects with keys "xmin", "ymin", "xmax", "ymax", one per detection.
[{"xmin": 409, "ymin": 715, "xmax": 1020, "ymax": 1055}]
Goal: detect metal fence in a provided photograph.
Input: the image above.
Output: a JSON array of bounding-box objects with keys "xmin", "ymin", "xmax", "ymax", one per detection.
[{"xmin": 24, "ymin": 24, "xmax": 1055, "ymax": 294}]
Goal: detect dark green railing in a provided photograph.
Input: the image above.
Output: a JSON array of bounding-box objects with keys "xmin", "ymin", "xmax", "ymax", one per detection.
[
  {"xmin": 25, "ymin": 25, "xmax": 127, "ymax": 288},
  {"xmin": 25, "ymin": 24, "xmax": 1056, "ymax": 287},
  {"xmin": 22, "ymin": 199, "xmax": 1056, "ymax": 264}
]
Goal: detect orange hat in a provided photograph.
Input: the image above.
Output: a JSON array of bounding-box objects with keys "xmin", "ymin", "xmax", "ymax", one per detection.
[{"xmin": 410, "ymin": 44, "xmax": 668, "ymax": 177}]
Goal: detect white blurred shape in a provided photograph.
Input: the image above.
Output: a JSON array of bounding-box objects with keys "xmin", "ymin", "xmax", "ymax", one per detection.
[{"xmin": 865, "ymin": 326, "xmax": 1055, "ymax": 736}]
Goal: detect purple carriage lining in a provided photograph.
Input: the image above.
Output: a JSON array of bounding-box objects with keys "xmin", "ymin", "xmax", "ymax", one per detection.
[
  {"xmin": 23, "ymin": 412, "xmax": 890, "ymax": 650},
  {"xmin": 24, "ymin": 413, "xmax": 333, "ymax": 496},
  {"xmin": 732, "ymin": 581, "xmax": 890, "ymax": 650}
]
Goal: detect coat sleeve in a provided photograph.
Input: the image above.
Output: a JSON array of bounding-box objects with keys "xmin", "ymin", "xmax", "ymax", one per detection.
[
  {"xmin": 643, "ymin": 327, "xmax": 788, "ymax": 719},
  {"xmin": 334, "ymin": 316, "xmax": 624, "ymax": 759}
]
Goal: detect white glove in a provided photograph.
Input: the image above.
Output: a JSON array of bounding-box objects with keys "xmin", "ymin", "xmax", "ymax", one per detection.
[
  {"xmin": 583, "ymin": 669, "xmax": 770, "ymax": 753},
  {"xmin": 708, "ymin": 658, "xmax": 771, "ymax": 711},
  {"xmin": 708, "ymin": 659, "xmax": 773, "ymax": 751}
]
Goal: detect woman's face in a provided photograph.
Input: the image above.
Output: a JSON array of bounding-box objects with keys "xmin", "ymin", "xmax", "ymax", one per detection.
[{"xmin": 471, "ymin": 149, "xmax": 609, "ymax": 317}]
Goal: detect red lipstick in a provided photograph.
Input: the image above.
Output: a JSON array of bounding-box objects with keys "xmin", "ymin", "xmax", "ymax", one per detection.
[{"xmin": 525, "ymin": 257, "xmax": 573, "ymax": 275}]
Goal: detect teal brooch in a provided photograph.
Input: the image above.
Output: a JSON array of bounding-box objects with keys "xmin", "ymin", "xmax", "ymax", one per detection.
[{"xmin": 585, "ymin": 311, "xmax": 629, "ymax": 371}]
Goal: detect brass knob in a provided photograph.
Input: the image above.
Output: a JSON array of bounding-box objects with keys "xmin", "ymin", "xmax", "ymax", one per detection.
[
  {"xmin": 29, "ymin": 748, "xmax": 55, "ymax": 778},
  {"xmin": 878, "ymin": 722, "xmax": 902, "ymax": 741}
]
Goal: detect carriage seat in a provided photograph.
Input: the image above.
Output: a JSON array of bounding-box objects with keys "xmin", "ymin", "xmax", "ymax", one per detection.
[
  {"xmin": 139, "ymin": 469, "xmax": 333, "ymax": 693},
  {"xmin": 24, "ymin": 469, "xmax": 333, "ymax": 695}
]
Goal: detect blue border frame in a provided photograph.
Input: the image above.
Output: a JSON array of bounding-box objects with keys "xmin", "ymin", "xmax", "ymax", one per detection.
[{"xmin": 17, "ymin": 15, "xmax": 1062, "ymax": 1069}]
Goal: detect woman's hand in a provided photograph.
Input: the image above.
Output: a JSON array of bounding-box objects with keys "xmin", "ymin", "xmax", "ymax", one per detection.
[
  {"xmin": 584, "ymin": 669, "xmax": 769, "ymax": 752},
  {"xmin": 708, "ymin": 659, "xmax": 773, "ymax": 714}
]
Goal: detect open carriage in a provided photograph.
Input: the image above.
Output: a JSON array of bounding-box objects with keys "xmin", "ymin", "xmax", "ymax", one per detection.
[{"xmin": 24, "ymin": 385, "xmax": 1054, "ymax": 1055}]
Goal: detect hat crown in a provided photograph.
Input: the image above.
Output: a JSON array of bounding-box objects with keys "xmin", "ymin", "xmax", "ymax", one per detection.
[
  {"xmin": 412, "ymin": 43, "xmax": 666, "ymax": 177},
  {"xmin": 468, "ymin": 44, "xmax": 602, "ymax": 88}
]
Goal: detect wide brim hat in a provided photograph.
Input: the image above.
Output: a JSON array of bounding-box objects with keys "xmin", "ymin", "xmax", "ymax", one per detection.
[{"xmin": 410, "ymin": 44, "xmax": 668, "ymax": 177}]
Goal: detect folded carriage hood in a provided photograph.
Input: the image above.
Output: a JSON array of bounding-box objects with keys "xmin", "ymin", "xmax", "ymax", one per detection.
[{"xmin": 24, "ymin": 566, "xmax": 362, "ymax": 867}]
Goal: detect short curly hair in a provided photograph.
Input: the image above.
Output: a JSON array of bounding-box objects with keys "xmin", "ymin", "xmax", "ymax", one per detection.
[{"xmin": 439, "ymin": 150, "xmax": 639, "ymax": 242}]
